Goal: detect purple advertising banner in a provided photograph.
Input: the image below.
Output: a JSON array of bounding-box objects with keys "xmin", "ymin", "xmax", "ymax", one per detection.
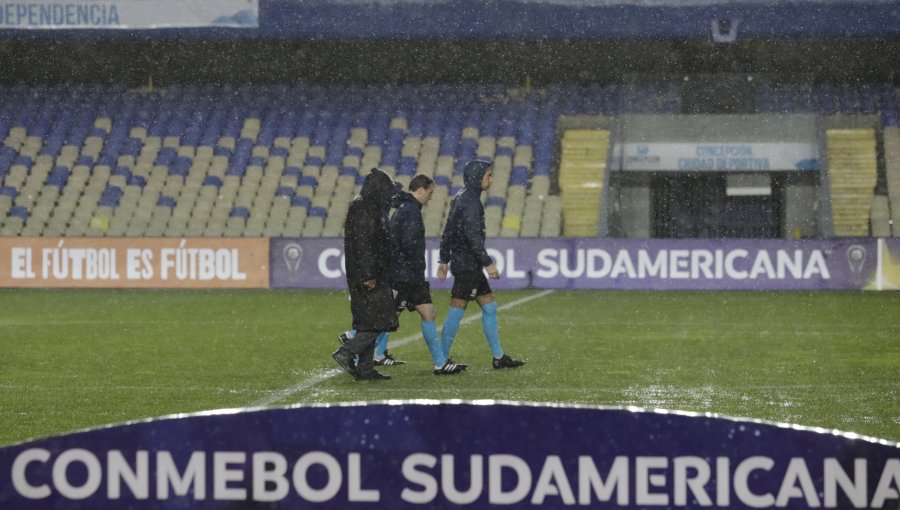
[
  {"xmin": 270, "ymin": 238, "xmax": 883, "ymax": 291},
  {"xmin": 1, "ymin": 402, "xmax": 897, "ymax": 509}
]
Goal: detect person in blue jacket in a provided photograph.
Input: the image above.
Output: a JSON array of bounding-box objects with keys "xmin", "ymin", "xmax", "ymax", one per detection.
[
  {"xmin": 388, "ymin": 174, "xmax": 467, "ymax": 375},
  {"xmin": 436, "ymin": 159, "xmax": 525, "ymax": 369}
]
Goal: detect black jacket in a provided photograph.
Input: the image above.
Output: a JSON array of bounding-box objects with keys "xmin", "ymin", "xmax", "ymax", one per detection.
[
  {"xmin": 439, "ymin": 159, "xmax": 494, "ymax": 274},
  {"xmin": 344, "ymin": 168, "xmax": 399, "ymax": 332},
  {"xmin": 390, "ymin": 191, "xmax": 427, "ymax": 284}
]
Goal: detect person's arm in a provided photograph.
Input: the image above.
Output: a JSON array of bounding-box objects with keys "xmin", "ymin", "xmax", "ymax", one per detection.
[
  {"xmin": 396, "ymin": 207, "xmax": 419, "ymax": 263},
  {"xmin": 349, "ymin": 205, "xmax": 380, "ymax": 289},
  {"xmin": 462, "ymin": 205, "xmax": 492, "ymax": 268},
  {"xmin": 462, "ymin": 204, "xmax": 499, "ymax": 279},
  {"xmin": 437, "ymin": 206, "xmax": 454, "ymax": 281}
]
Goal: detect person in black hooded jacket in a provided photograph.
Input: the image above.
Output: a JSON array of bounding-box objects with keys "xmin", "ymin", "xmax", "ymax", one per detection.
[
  {"xmin": 332, "ymin": 168, "xmax": 399, "ymax": 381},
  {"xmin": 436, "ymin": 159, "xmax": 525, "ymax": 370}
]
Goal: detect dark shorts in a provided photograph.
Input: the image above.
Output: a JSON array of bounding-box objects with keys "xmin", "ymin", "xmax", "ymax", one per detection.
[
  {"xmin": 393, "ymin": 281, "xmax": 433, "ymax": 312},
  {"xmin": 450, "ymin": 271, "xmax": 493, "ymax": 301}
]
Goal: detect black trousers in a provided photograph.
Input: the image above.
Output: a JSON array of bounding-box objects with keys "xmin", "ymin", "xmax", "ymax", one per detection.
[{"xmin": 344, "ymin": 330, "xmax": 380, "ymax": 374}]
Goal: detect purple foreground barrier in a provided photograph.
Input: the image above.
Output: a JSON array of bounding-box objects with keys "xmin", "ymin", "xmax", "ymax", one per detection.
[{"xmin": 1, "ymin": 401, "xmax": 897, "ymax": 509}]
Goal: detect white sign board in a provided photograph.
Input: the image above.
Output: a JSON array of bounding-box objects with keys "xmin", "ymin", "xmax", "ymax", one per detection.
[
  {"xmin": 0, "ymin": 0, "xmax": 258, "ymax": 29},
  {"xmin": 615, "ymin": 142, "xmax": 819, "ymax": 171}
]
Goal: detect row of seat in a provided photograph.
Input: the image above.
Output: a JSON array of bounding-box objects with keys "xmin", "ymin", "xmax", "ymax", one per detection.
[
  {"xmin": 1, "ymin": 82, "xmax": 899, "ymax": 238},
  {"xmin": 2, "ymin": 83, "xmax": 609, "ymax": 237}
]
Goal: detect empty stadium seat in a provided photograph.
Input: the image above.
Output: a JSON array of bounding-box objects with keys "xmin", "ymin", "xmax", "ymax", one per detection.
[{"xmin": 16, "ymin": 80, "xmax": 891, "ymax": 241}]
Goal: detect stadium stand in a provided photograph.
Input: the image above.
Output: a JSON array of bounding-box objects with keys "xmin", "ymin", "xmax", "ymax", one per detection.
[
  {"xmin": 0, "ymin": 83, "xmax": 615, "ymax": 238},
  {"xmin": 0, "ymin": 81, "xmax": 898, "ymax": 238}
]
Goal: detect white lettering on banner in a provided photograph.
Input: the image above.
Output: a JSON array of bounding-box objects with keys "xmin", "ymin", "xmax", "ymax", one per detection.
[
  {"xmin": 535, "ymin": 248, "xmax": 830, "ymax": 281},
  {"xmin": 315, "ymin": 248, "xmax": 527, "ymax": 280},
  {"xmin": 159, "ymin": 242, "xmax": 246, "ymax": 281},
  {"xmin": 9, "ymin": 448, "xmax": 899, "ymax": 506},
  {"xmin": 619, "ymin": 142, "xmax": 815, "ymax": 172},
  {"xmin": 107, "ymin": 450, "xmax": 148, "ymax": 500},
  {"xmin": 486, "ymin": 248, "xmax": 526, "ymax": 278},
  {"xmin": 126, "ymin": 248, "xmax": 154, "ymax": 280},
  {"xmin": 11, "ymin": 247, "xmax": 36, "ymax": 279},
  {"xmin": 0, "ymin": 1, "xmax": 259, "ymax": 29},
  {"xmin": 39, "ymin": 244, "xmax": 121, "ymax": 280},
  {"xmin": 156, "ymin": 451, "xmax": 205, "ymax": 500},
  {"xmin": 318, "ymin": 248, "xmax": 345, "ymax": 278},
  {"xmin": 0, "ymin": 3, "xmax": 121, "ymax": 27}
]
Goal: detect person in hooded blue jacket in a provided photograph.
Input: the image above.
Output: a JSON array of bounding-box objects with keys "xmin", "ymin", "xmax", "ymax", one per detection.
[{"xmin": 436, "ymin": 159, "xmax": 525, "ymax": 369}]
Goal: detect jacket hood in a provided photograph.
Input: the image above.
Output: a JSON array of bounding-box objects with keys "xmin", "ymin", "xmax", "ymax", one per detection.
[
  {"xmin": 360, "ymin": 168, "xmax": 397, "ymax": 208},
  {"xmin": 393, "ymin": 190, "xmax": 420, "ymax": 209},
  {"xmin": 463, "ymin": 159, "xmax": 492, "ymax": 190}
]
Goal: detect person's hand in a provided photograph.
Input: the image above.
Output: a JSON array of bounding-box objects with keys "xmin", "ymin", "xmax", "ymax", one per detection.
[
  {"xmin": 437, "ymin": 263, "xmax": 448, "ymax": 281},
  {"xmin": 486, "ymin": 264, "xmax": 500, "ymax": 279},
  {"xmin": 363, "ymin": 279, "xmax": 377, "ymax": 290}
]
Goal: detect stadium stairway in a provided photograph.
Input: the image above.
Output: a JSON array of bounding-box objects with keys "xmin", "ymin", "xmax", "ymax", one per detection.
[{"xmin": 825, "ymin": 128, "xmax": 878, "ymax": 236}]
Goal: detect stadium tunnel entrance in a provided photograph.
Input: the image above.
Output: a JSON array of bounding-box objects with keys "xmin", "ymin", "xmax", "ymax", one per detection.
[{"xmin": 605, "ymin": 114, "xmax": 821, "ymax": 239}]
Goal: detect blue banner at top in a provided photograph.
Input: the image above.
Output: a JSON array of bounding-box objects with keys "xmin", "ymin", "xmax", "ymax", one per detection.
[
  {"xmin": 2, "ymin": 0, "xmax": 898, "ymax": 39},
  {"xmin": 0, "ymin": 0, "xmax": 258, "ymax": 30}
]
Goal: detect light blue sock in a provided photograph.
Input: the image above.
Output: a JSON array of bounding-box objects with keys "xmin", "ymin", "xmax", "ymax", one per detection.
[
  {"xmin": 441, "ymin": 307, "xmax": 465, "ymax": 358},
  {"xmin": 481, "ymin": 301, "xmax": 504, "ymax": 358},
  {"xmin": 346, "ymin": 329, "xmax": 359, "ymax": 364},
  {"xmin": 421, "ymin": 321, "xmax": 445, "ymax": 367},
  {"xmin": 374, "ymin": 331, "xmax": 389, "ymax": 358}
]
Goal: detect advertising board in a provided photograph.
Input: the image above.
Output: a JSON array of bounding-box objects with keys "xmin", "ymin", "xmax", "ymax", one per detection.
[
  {"xmin": 270, "ymin": 238, "xmax": 882, "ymax": 291},
  {"xmin": 0, "ymin": 237, "xmax": 269, "ymax": 288},
  {"xmin": 1, "ymin": 402, "xmax": 897, "ymax": 509}
]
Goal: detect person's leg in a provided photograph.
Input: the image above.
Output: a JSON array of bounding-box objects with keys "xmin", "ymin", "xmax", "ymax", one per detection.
[
  {"xmin": 474, "ymin": 280, "xmax": 524, "ymax": 369},
  {"xmin": 333, "ymin": 330, "xmax": 379, "ymax": 377},
  {"xmin": 374, "ymin": 332, "xmax": 389, "ymax": 358},
  {"xmin": 415, "ymin": 303, "xmax": 445, "ymax": 368},
  {"xmin": 355, "ymin": 335, "xmax": 377, "ymax": 375},
  {"xmin": 441, "ymin": 298, "xmax": 467, "ymax": 359},
  {"xmin": 476, "ymin": 293, "xmax": 504, "ymax": 358}
]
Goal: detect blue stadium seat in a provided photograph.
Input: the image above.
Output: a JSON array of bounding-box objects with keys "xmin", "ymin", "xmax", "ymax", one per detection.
[
  {"xmin": 510, "ymin": 166, "xmax": 530, "ymax": 186},
  {"xmin": 128, "ymin": 175, "xmax": 147, "ymax": 188},
  {"xmin": 229, "ymin": 206, "xmax": 250, "ymax": 219},
  {"xmin": 203, "ymin": 175, "xmax": 223, "ymax": 188},
  {"xmin": 157, "ymin": 195, "xmax": 177, "ymax": 208},
  {"xmin": 171, "ymin": 157, "xmax": 191, "ymax": 177},
  {"xmin": 9, "ymin": 206, "xmax": 28, "ymax": 220},
  {"xmin": 46, "ymin": 168, "xmax": 69, "ymax": 189},
  {"xmin": 99, "ymin": 186, "xmax": 122, "ymax": 207},
  {"xmin": 291, "ymin": 195, "xmax": 311, "ymax": 208},
  {"xmin": 308, "ymin": 206, "xmax": 328, "ymax": 218}
]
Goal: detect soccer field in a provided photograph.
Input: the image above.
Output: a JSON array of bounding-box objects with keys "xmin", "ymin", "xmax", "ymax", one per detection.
[{"xmin": 1, "ymin": 288, "xmax": 897, "ymax": 446}]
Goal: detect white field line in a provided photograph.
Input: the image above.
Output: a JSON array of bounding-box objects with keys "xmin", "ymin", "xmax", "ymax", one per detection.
[{"xmin": 252, "ymin": 289, "xmax": 555, "ymax": 407}]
